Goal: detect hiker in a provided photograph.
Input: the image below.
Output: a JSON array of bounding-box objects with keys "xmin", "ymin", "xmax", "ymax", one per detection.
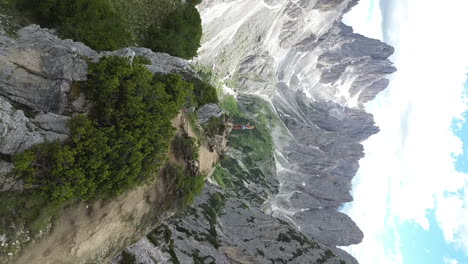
[{"xmin": 232, "ymin": 122, "xmax": 255, "ymax": 130}]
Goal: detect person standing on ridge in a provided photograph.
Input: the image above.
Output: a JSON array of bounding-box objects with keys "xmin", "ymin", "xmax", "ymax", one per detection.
[{"xmin": 232, "ymin": 122, "xmax": 255, "ymax": 130}]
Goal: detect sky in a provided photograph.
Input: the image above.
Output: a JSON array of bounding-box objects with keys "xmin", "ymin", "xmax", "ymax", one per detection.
[{"xmin": 342, "ymin": 0, "xmax": 468, "ymax": 263}]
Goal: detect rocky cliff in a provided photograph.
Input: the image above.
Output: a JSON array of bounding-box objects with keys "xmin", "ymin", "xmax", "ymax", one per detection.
[
  {"xmin": 116, "ymin": 0, "xmax": 395, "ymax": 263},
  {"xmin": 0, "ymin": 23, "xmax": 221, "ymax": 263},
  {"xmin": 0, "ymin": 24, "xmax": 195, "ymax": 192}
]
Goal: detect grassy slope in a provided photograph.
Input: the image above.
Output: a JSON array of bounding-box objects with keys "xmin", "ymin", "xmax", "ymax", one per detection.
[
  {"xmin": 113, "ymin": 0, "xmax": 180, "ymax": 45},
  {"xmin": 212, "ymin": 95, "xmax": 279, "ymax": 200},
  {"xmin": 0, "ymin": 1, "xmax": 30, "ymax": 36}
]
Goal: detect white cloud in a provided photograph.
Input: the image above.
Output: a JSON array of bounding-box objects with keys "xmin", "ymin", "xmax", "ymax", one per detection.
[
  {"xmin": 343, "ymin": 0, "xmax": 468, "ymax": 262},
  {"xmin": 436, "ymin": 191, "xmax": 468, "ymax": 254},
  {"xmin": 444, "ymin": 257, "xmax": 459, "ymax": 264}
]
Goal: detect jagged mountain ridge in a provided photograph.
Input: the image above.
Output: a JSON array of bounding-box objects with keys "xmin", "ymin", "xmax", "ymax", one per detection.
[
  {"xmin": 195, "ymin": 0, "xmax": 395, "ymax": 246},
  {"xmin": 196, "ymin": 0, "xmax": 395, "ymax": 107},
  {"xmin": 117, "ymin": 0, "xmax": 395, "ymax": 263}
]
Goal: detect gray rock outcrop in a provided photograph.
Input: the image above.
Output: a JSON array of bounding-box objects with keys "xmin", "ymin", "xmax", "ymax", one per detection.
[
  {"xmin": 0, "ymin": 25, "xmax": 95, "ymax": 113},
  {"xmin": 114, "ymin": 184, "xmax": 359, "ymax": 264},
  {"xmin": 197, "ymin": 104, "xmax": 231, "ymax": 155},
  {"xmin": 0, "ymin": 24, "xmax": 198, "ymax": 194},
  {"xmin": 198, "ymin": 104, "xmax": 224, "ymax": 125}
]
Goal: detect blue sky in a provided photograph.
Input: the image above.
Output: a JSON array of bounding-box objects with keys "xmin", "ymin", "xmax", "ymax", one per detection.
[
  {"xmin": 454, "ymin": 80, "xmax": 468, "ymax": 173},
  {"xmin": 390, "ymin": 79, "xmax": 468, "ymax": 264},
  {"xmin": 342, "ymin": 1, "xmax": 468, "ymax": 263},
  {"xmin": 376, "ymin": 122, "xmax": 468, "ymax": 264}
]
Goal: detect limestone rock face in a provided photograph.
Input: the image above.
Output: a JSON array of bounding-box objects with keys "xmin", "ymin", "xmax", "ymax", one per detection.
[
  {"xmin": 196, "ymin": 0, "xmax": 395, "ymax": 107},
  {"xmin": 113, "ymin": 184, "xmax": 359, "ymax": 264},
  {"xmin": 104, "ymin": 47, "xmax": 195, "ymax": 75},
  {"xmin": 0, "ymin": 25, "xmax": 91, "ymax": 193},
  {"xmin": 0, "ymin": 96, "xmax": 69, "ymax": 156},
  {"xmin": 197, "ymin": 103, "xmax": 224, "ymax": 125},
  {"xmin": 294, "ymin": 209, "xmax": 364, "ymax": 246},
  {"xmin": 0, "ymin": 25, "xmax": 96, "ymax": 113},
  {"xmin": 198, "ymin": 104, "xmax": 231, "ymax": 155}
]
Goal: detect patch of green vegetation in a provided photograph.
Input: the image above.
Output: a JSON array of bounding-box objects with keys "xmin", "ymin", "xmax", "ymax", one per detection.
[
  {"xmin": 144, "ymin": 3, "xmax": 202, "ymax": 59},
  {"xmin": 146, "ymin": 233, "xmax": 159, "ymax": 247},
  {"xmin": 187, "ymin": 110, "xmax": 203, "ymax": 139},
  {"xmin": 213, "ymin": 96, "xmax": 277, "ymax": 198},
  {"xmin": 148, "ymin": 224, "xmax": 181, "ymax": 264},
  {"xmin": 0, "ymin": 192, "xmax": 62, "ymax": 236},
  {"xmin": 113, "ymin": 0, "xmax": 177, "ymax": 45},
  {"xmin": 291, "ymin": 248, "xmax": 304, "ymax": 259},
  {"xmin": 220, "ymin": 95, "xmax": 242, "ymax": 117},
  {"xmin": 286, "ymin": 228, "xmax": 320, "ymax": 249},
  {"xmin": 9, "ymin": 101, "xmax": 37, "ymax": 118},
  {"xmin": 277, "ymin": 233, "xmax": 291, "ymax": 243},
  {"xmin": 189, "ymin": 78, "xmax": 219, "ymax": 107},
  {"xmin": 174, "ymin": 223, "xmax": 193, "ymax": 237},
  {"xmin": 119, "ymin": 251, "xmax": 136, "ymax": 264},
  {"xmin": 172, "ymin": 134, "xmax": 199, "ymax": 162},
  {"xmin": 14, "ymin": 0, "xmax": 131, "ymax": 50},
  {"xmin": 277, "ymin": 227, "xmax": 323, "ymax": 262},
  {"xmin": 192, "ymin": 249, "xmax": 215, "ymax": 264},
  {"xmin": 196, "ymin": 67, "xmax": 215, "ymax": 84},
  {"xmin": 163, "ymin": 163, "xmax": 205, "ymax": 205},
  {"xmin": 0, "ymin": 190, "xmax": 67, "ymax": 258},
  {"xmin": 203, "ymin": 115, "xmax": 227, "ymax": 138},
  {"xmin": 133, "ymin": 55, "xmax": 151, "ymax": 65},
  {"xmin": 268, "ymin": 258, "xmax": 287, "ymax": 264},
  {"xmin": 166, "ymin": 230, "xmax": 181, "ymax": 264},
  {"xmin": 199, "ymin": 192, "xmax": 226, "ymax": 249},
  {"xmin": 316, "ymin": 249, "xmax": 336, "ymax": 264},
  {"xmin": 211, "ymin": 166, "xmax": 233, "ymax": 189},
  {"xmin": 10, "ymin": 0, "xmax": 203, "ymax": 57},
  {"xmin": 0, "ymin": 1, "xmax": 30, "ymax": 37},
  {"xmin": 13, "ymin": 57, "xmax": 191, "ymax": 203}
]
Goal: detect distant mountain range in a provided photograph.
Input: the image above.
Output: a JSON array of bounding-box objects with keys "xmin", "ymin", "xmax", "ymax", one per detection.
[{"xmin": 116, "ymin": 0, "xmax": 396, "ymax": 263}]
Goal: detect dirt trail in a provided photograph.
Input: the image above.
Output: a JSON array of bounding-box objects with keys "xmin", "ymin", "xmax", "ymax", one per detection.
[
  {"xmin": 15, "ymin": 113, "xmax": 220, "ymax": 264},
  {"xmin": 16, "ymin": 176, "xmax": 168, "ymax": 264}
]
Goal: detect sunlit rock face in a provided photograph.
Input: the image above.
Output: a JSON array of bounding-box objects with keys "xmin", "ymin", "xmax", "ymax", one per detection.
[
  {"xmin": 197, "ymin": 0, "xmax": 395, "ymax": 107},
  {"xmin": 118, "ymin": 0, "xmax": 396, "ymax": 263}
]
